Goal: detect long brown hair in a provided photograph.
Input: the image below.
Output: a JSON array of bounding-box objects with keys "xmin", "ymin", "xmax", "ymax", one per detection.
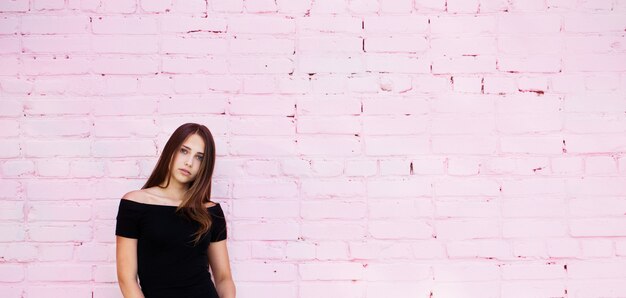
[{"xmin": 141, "ymin": 123, "xmax": 217, "ymax": 246}]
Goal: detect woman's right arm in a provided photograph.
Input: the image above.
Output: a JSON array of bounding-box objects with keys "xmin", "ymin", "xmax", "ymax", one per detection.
[{"xmin": 116, "ymin": 236, "xmax": 145, "ymax": 298}]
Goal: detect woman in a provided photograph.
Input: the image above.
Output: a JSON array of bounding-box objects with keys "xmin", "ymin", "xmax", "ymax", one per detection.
[{"xmin": 115, "ymin": 123, "xmax": 236, "ymax": 298}]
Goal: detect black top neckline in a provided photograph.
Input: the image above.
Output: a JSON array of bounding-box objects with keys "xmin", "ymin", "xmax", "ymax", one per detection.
[{"xmin": 121, "ymin": 198, "xmax": 220, "ymax": 209}]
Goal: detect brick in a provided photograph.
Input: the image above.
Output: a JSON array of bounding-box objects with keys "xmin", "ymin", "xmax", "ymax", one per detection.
[
  {"xmin": 21, "ymin": 119, "xmax": 90, "ymax": 137},
  {"xmin": 447, "ymin": 0, "xmax": 479, "ymax": 12},
  {"xmin": 415, "ymin": 0, "xmax": 446, "ymax": 10},
  {"xmin": 233, "ymin": 200, "xmax": 299, "ymax": 218},
  {"xmin": 365, "ymin": 36, "xmax": 428, "ymax": 53},
  {"xmin": 22, "ymin": 16, "xmax": 89, "ymax": 34},
  {"xmin": 92, "ymin": 56, "xmax": 159, "ymax": 74},
  {"xmin": 0, "ymin": 0, "xmax": 29, "ymax": 11},
  {"xmin": 564, "ymin": 93, "xmax": 626, "ymax": 113},
  {"xmin": 233, "ymin": 262, "xmax": 297, "ymax": 281},
  {"xmin": 431, "ymin": 114, "xmax": 494, "ymax": 134},
  {"xmin": 211, "ymin": 0, "xmax": 243, "ymax": 12},
  {"xmin": 501, "ymin": 262, "xmax": 565, "ymax": 280},
  {"xmin": 232, "ymin": 178, "xmax": 298, "ymax": 198},
  {"xmin": 0, "ymin": 57, "xmax": 19, "ymax": 75},
  {"xmin": 501, "ymin": 281, "xmax": 566, "ymax": 297},
  {"xmin": 33, "ymin": 0, "xmax": 64, "ymax": 10},
  {"xmin": 230, "ymin": 57, "xmax": 294, "ymax": 74},
  {"xmin": 430, "ymin": 15, "xmax": 496, "ymax": 35},
  {"xmin": 140, "ymin": 0, "xmax": 170, "ymax": 12},
  {"xmin": 300, "ymin": 282, "xmax": 363, "ymax": 298},
  {"xmin": 300, "ymin": 200, "xmax": 366, "ymax": 219},
  {"xmin": 568, "ymin": 260, "xmax": 626, "ymax": 279},
  {"xmin": 446, "ymin": 239, "xmax": 512, "ymax": 259},
  {"xmin": 365, "ymin": 136, "xmax": 430, "ymax": 156},
  {"xmin": 22, "ymin": 35, "xmax": 90, "ymax": 53},
  {"xmin": 566, "ymin": 134, "xmax": 626, "ymax": 154},
  {"xmin": 162, "ymin": 36, "xmax": 228, "ymax": 54},
  {"xmin": 103, "ymin": 0, "xmax": 135, "ymax": 12},
  {"xmin": 483, "ymin": 76, "xmax": 517, "ymax": 94},
  {"xmin": 565, "ymin": 35, "xmax": 626, "ymax": 53},
  {"xmin": 365, "ymin": 54, "xmax": 430, "ymax": 73},
  {"xmin": 436, "ymin": 199, "xmax": 499, "ymax": 218},
  {"xmin": 21, "ymin": 56, "xmax": 90, "ymax": 75},
  {"xmin": 509, "ymin": 0, "xmax": 546, "ymax": 11},
  {"xmin": 300, "ymin": 262, "xmax": 364, "ymax": 280},
  {"xmin": 501, "ymin": 177, "xmax": 566, "ymax": 197},
  {"xmin": 0, "ymin": 265, "xmax": 24, "ymax": 281},
  {"xmin": 498, "ymin": 113, "xmax": 562, "ymax": 134},
  {"xmin": 436, "ymin": 219, "xmax": 499, "ymax": 240},
  {"xmin": 26, "ymin": 264, "xmax": 92, "ymax": 281},
  {"xmin": 431, "ymin": 37, "xmax": 497, "ymax": 55},
  {"xmin": 0, "ymin": 17, "xmax": 19, "ymax": 34},
  {"xmin": 299, "ymin": 36, "xmax": 361, "ymax": 53},
  {"xmin": 432, "ymin": 55, "xmax": 496, "ymax": 74},
  {"xmin": 229, "ymin": 16, "xmax": 295, "ymax": 33},
  {"xmin": 92, "ymin": 16, "xmax": 158, "ymax": 34},
  {"xmin": 564, "ymin": 13, "xmax": 626, "ymax": 32},
  {"xmin": 0, "ymin": 37, "xmax": 19, "ymax": 54},
  {"xmin": 171, "ymin": 0, "xmax": 205, "ymax": 13},
  {"xmin": 298, "ymin": 16, "xmax": 361, "ymax": 33},
  {"xmin": 432, "ymin": 136, "xmax": 498, "ymax": 154},
  {"xmin": 433, "ymin": 262, "xmax": 500, "ymax": 281},
  {"xmin": 26, "ymin": 286, "xmax": 92, "ymax": 298},
  {"xmin": 321, "ymin": 120, "xmax": 370, "ymax": 141},
  {"xmin": 301, "ymin": 179, "xmax": 365, "ymax": 198},
  {"xmin": 452, "ymin": 76, "xmax": 483, "ymax": 93},
  {"xmin": 364, "ymin": 16, "xmax": 428, "ymax": 33},
  {"xmin": 276, "ymin": 0, "xmax": 310, "ymax": 13},
  {"xmin": 348, "ymin": 0, "xmax": 379, "ymax": 13},
  {"xmin": 162, "ymin": 57, "xmax": 228, "ymax": 74},
  {"xmin": 479, "ymin": 0, "xmax": 508, "ymax": 12},
  {"xmin": 585, "ymin": 156, "xmax": 618, "ymax": 174},
  {"xmin": 245, "ymin": 0, "xmax": 277, "ymax": 12},
  {"xmin": 501, "ymin": 198, "xmax": 566, "ymax": 217},
  {"xmin": 379, "ymin": 0, "xmax": 413, "ymax": 12},
  {"xmin": 93, "ymin": 35, "xmax": 159, "ymax": 54},
  {"xmin": 498, "ymin": 36, "xmax": 561, "ymax": 55},
  {"xmin": 299, "ymin": 55, "xmax": 364, "ymax": 74},
  {"xmin": 234, "ymin": 221, "xmax": 299, "ymax": 240},
  {"xmin": 28, "ymin": 223, "xmax": 92, "ymax": 241},
  {"xmin": 301, "ymin": 222, "xmax": 366, "ymax": 240},
  {"xmin": 502, "ymin": 219, "xmax": 567, "ymax": 238},
  {"xmin": 498, "ymin": 55, "xmax": 561, "ymax": 73},
  {"xmin": 564, "ymin": 54, "xmax": 626, "ymax": 72}
]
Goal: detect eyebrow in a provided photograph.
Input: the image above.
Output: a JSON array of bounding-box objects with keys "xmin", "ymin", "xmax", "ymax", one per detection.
[{"xmin": 181, "ymin": 145, "xmax": 204, "ymax": 155}]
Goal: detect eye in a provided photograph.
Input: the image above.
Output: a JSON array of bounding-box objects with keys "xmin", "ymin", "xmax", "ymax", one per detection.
[
  {"xmin": 180, "ymin": 148, "xmax": 187, "ymax": 154},
  {"xmin": 197, "ymin": 156, "xmax": 203, "ymax": 161}
]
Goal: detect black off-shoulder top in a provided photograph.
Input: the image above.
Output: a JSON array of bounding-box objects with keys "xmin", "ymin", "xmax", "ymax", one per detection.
[{"xmin": 115, "ymin": 198, "xmax": 227, "ymax": 298}]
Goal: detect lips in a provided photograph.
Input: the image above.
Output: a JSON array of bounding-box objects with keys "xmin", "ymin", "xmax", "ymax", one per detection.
[{"xmin": 179, "ymin": 169, "xmax": 191, "ymax": 176}]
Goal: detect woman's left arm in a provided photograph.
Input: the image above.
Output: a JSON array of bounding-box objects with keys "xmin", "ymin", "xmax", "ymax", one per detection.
[{"xmin": 208, "ymin": 240, "xmax": 236, "ymax": 298}]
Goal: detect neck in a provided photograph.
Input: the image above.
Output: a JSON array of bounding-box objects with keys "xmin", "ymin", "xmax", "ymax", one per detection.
[{"xmin": 159, "ymin": 180, "xmax": 189, "ymax": 201}]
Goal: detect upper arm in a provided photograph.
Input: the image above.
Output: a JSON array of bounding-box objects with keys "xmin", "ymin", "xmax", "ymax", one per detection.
[
  {"xmin": 116, "ymin": 192, "xmax": 142, "ymax": 283},
  {"xmin": 116, "ymin": 235, "xmax": 139, "ymax": 283},
  {"xmin": 208, "ymin": 240, "xmax": 233, "ymax": 282}
]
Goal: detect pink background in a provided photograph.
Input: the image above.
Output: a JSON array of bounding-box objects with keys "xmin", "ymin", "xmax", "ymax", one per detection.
[{"xmin": 1, "ymin": 0, "xmax": 626, "ymax": 297}]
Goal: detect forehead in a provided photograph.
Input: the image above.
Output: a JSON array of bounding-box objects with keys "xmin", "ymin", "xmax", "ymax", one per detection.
[{"xmin": 181, "ymin": 134, "xmax": 206, "ymax": 152}]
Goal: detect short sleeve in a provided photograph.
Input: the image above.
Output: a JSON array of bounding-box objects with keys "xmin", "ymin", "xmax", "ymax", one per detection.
[
  {"xmin": 115, "ymin": 199, "xmax": 142, "ymax": 239},
  {"xmin": 210, "ymin": 205, "xmax": 227, "ymax": 242}
]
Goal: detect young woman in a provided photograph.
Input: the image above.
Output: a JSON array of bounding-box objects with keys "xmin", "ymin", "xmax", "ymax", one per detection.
[{"xmin": 115, "ymin": 123, "xmax": 236, "ymax": 298}]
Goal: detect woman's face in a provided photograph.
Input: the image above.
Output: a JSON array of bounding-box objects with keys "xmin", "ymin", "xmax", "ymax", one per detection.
[{"xmin": 171, "ymin": 133, "xmax": 205, "ymax": 183}]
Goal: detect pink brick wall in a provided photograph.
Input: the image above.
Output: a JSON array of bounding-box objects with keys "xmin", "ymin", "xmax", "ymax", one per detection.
[{"xmin": 1, "ymin": 0, "xmax": 626, "ymax": 297}]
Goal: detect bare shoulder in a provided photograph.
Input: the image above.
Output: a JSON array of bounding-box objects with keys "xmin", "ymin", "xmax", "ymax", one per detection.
[{"xmin": 122, "ymin": 190, "xmax": 148, "ymax": 204}]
